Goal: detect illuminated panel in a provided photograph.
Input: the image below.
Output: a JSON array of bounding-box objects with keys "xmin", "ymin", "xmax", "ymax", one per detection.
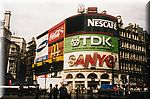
[
  {"xmin": 64, "ymin": 34, "xmax": 119, "ymax": 70},
  {"xmin": 48, "ymin": 41, "xmax": 64, "ymax": 62},
  {"xmin": 35, "ymin": 33, "xmax": 48, "ymax": 62},
  {"xmin": 64, "ymin": 34, "xmax": 118, "ymax": 53},
  {"xmin": 48, "ymin": 21, "xmax": 65, "ymax": 62},
  {"xmin": 64, "ymin": 51, "xmax": 119, "ymax": 70},
  {"xmin": 64, "ymin": 14, "xmax": 119, "ymax": 71},
  {"xmin": 46, "ymin": 21, "xmax": 65, "ymax": 72},
  {"xmin": 65, "ymin": 14, "xmax": 118, "ymax": 37},
  {"xmin": 48, "ymin": 21, "xmax": 64, "ymax": 45}
]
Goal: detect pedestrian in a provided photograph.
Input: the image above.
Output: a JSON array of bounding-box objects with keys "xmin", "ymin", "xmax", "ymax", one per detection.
[
  {"xmin": 59, "ymin": 83, "xmax": 67, "ymax": 99},
  {"xmin": 53, "ymin": 84, "xmax": 59, "ymax": 99},
  {"xmin": 76, "ymin": 86, "xmax": 80, "ymax": 99},
  {"xmin": 90, "ymin": 87, "xmax": 93, "ymax": 99},
  {"xmin": 66, "ymin": 83, "xmax": 73, "ymax": 99},
  {"xmin": 48, "ymin": 84, "xmax": 53, "ymax": 99}
]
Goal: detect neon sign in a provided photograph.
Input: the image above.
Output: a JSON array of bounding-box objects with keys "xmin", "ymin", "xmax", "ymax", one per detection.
[{"xmin": 68, "ymin": 52, "xmax": 117, "ymax": 68}]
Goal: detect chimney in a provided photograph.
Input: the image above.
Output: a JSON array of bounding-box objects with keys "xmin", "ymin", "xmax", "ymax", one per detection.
[
  {"xmin": 87, "ymin": 7, "xmax": 98, "ymax": 14},
  {"xmin": 4, "ymin": 11, "xmax": 11, "ymax": 29}
]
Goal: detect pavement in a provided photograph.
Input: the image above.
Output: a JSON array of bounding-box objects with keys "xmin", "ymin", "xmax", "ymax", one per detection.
[
  {"xmin": 1, "ymin": 94, "xmax": 129, "ymax": 99},
  {"xmin": 2, "ymin": 92, "xmax": 150, "ymax": 99}
]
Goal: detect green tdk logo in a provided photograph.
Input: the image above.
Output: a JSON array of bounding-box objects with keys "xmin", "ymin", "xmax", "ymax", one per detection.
[{"xmin": 71, "ymin": 35, "xmax": 113, "ymax": 47}]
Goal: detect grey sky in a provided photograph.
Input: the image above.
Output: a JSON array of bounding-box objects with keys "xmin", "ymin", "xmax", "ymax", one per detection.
[{"xmin": 1, "ymin": 0, "xmax": 149, "ymax": 42}]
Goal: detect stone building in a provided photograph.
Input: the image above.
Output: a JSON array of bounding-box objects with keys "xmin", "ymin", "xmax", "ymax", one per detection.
[
  {"xmin": 24, "ymin": 37, "xmax": 36, "ymax": 84},
  {"xmin": 0, "ymin": 11, "xmax": 11, "ymax": 97},
  {"xmin": 119, "ymin": 23, "xmax": 147, "ymax": 88},
  {"xmin": 7, "ymin": 35, "xmax": 26, "ymax": 84}
]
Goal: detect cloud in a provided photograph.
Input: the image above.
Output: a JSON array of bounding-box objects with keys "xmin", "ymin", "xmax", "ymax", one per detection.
[{"xmin": 1, "ymin": 0, "xmax": 149, "ymax": 42}]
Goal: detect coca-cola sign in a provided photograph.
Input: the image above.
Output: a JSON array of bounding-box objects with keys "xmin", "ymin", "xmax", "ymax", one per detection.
[{"xmin": 48, "ymin": 21, "xmax": 64, "ymax": 45}]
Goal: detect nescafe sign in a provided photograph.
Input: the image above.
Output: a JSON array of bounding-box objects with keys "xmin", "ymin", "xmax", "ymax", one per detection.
[{"xmin": 87, "ymin": 19, "xmax": 117, "ymax": 30}]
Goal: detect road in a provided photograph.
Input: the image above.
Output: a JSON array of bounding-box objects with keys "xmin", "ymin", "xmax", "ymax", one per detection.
[
  {"xmin": 1, "ymin": 94, "xmax": 129, "ymax": 99},
  {"xmin": 2, "ymin": 92, "xmax": 150, "ymax": 99}
]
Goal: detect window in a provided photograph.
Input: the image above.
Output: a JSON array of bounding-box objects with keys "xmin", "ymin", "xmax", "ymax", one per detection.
[
  {"xmin": 75, "ymin": 73, "xmax": 85, "ymax": 78},
  {"xmin": 101, "ymin": 74, "xmax": 109, "ymax": 79},
  {"xmin": 66, "ymin": 74, "xmax": 73, "ymax": 79},
  {"xmin": 87, "ymin": 73, "xmax": 97, "ymax": 79}
]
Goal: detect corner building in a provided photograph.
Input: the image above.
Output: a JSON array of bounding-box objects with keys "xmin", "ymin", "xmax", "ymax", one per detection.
[
  {"xmin": 63, "ymin": 9, "xmax": 119, "ymax": 90},
  {"xmin": 35, "ymin": 8, "xmax": 121, "ymax": 90},
  {"xmin": 35, "ymin": 8, "xmax": 147, "ymax": 91}
]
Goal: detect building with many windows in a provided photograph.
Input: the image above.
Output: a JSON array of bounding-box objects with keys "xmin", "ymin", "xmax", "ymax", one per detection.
[
  {"xmin": 7, "ymin": 35, "xmax": 26, "ymax": 84},
  {"xmin": 146, "ymin": 1, "xmax": 150, "ymax": 90},
  {"xmin": 0, "ymin": 11, "xmax": 12, "ymax": 87},
  {"xmin": 24, "ymin": 37, "xmax": 36, "ymax": 84},
  {"xmin": 7, "ymin": 41, "xmax": 20, "ymax": 83},
  {"xmin": 119, "ymin": 23, "xmax": 147, "ymax": 88}
]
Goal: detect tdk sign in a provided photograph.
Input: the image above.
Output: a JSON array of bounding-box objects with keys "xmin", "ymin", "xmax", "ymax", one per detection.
[
  {"xmin": 71, "ymin": 35, "xmax": 113, "ymax": 47},
  {"xmin": 87, "ymin": 19, "xmax": 117, "ymax": 30}
]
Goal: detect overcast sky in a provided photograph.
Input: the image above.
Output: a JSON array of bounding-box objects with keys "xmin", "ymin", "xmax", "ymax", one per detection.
[{"xmin": 0, "ymin": 0, "xmax": 149, "ymax": 42}]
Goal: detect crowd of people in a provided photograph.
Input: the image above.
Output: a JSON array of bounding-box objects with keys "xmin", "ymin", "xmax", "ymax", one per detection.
[{"xmin": 48, "ymin": 83, "xmax": 73, "ymax": 99}]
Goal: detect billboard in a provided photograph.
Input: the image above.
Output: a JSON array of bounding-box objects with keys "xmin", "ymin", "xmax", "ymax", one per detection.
[
  {"xmin": 64, "ymin": 34, "xmax": 119, "ymax": 70},
  {"xmin": 35, "ymin": 33, "xmax": 48, "ymax": 63},
  {"xmin": 48, "ymin": 41, "xmax": 64, "ymax": 62},
  {"xmin": 65, "ymin": 14, "xmax": 118, "ymax": 37},
  {"xmin": 64, "ymin": 14, "xmax": 119, "ymax": 71},
  {"xmin": 85, "ymin": 17, "xmax": 118, "ymax": 36},
  {"xmin": 64, "ymin": 51, "xmax": 119, "ymax": 70},
  {"xmin": 64, "ymin": 34, "xmax": 119, "ymax": 53},
  {"xmin": 48, "ymin": 21, "xmax": 64, "ymax": 45},
  {"xmin": 48, "ymin": 21, "xmax": 65, "ymax": 63}
]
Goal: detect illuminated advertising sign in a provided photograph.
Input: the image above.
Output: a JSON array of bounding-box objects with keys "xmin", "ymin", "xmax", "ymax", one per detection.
[
  {"xmin": 64, "ymin": 33, "xmax": 119, "ymax": 70},
  {"xmin": 64, "ymin": 51, "xmax": 119, "ymax": 70},
  {"xmin": 48, "ymin": 21, "xmax": 64, "ymax": 63},
  {"xmin": 35, "ymin": 33, "xmax": 48, "ymax": 62},
  {"xmin": 65, "ymin": 14, "xmax": 118, "ymax": 37},
  {"xmin": 87, "ymin": 19, "xmax": 117, "ymax": 30},
  {"xmin": 48, "ymin": 41, "xmax": 64, "ymax": 62},
  {"xmin": 48, "ymin": 21, "xmax": 64, "ymax": 45},
  {"xmin": 64, "ymin": 34, "xmax": 118, "ymax": 53},
  {"xmin": 85, "ymin": 16, "xmax": 118, "ymax": 37}
]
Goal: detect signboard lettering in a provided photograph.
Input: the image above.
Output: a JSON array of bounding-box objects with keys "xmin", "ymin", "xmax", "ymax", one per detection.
[
  {"xmin": 68, "ymin": 52, "xmax": 117, "ymax": 68},
  {"xmin": 71, "ymin": 36, "xmax": 113, "ymax": 47},
  {"xmin": 88, "ymin": 19, "xmax": 117, "ymax": 30},
  {"xmin": 49, "ymin": 27, "xmax": 64, "ymax": 42}
]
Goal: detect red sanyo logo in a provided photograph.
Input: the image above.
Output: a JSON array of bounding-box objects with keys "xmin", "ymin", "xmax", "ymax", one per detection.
[{"xmin": 68, "ymin": 52, "xmax": 117, "ymax": 68}]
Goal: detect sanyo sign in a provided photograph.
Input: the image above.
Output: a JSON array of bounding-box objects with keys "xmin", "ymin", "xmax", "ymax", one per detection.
[{"xmin": 87, "ymin": 19, "xmax": 117, "ymax": 30}]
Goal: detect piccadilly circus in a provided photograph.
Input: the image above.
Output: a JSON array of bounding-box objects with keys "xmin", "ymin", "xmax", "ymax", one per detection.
[{"xmin": 33, "ymin": 7, "xmax": 146, "ymax": 92}]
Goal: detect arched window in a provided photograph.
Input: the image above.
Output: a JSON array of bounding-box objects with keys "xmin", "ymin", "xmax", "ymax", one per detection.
[
  {"xmin": 66, "ymin": 74, "xmax": 73, "ymax": 79},
  {"xmin": 75, "ymin": 73, "xmax": 85, "ymax": 78},
  {"xmin": 87, "ymin": 73, "xmax": 97, "ymax": 79},
  {"xmin": 101, "ymin": 74, "xmax": 109, "ymax": 79}
]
